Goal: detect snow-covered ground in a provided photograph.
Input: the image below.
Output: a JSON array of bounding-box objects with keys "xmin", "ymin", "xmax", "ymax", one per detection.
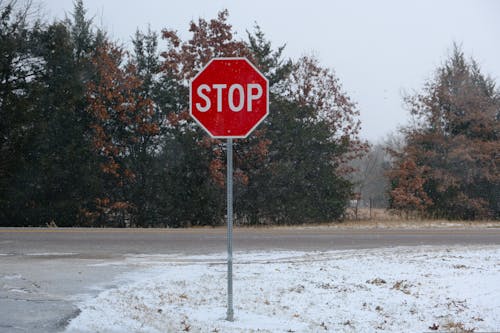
[{"xmin": 66, "ymin": 246, "xmax": 500, "ymax": 333}]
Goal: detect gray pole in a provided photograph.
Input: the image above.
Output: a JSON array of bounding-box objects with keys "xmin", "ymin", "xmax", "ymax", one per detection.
[{"xmin": 226, "ymin": 138, "xmax": 234, "ymax": 321}]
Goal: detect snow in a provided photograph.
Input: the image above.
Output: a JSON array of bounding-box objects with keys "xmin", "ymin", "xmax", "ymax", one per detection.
[
  {"xmin": 65, "ymin": 246, "xmax": 500, "ymax": 333},
  {"xmin": 25, "ymin": 252, "xmax": 78, "ymax": 256}
]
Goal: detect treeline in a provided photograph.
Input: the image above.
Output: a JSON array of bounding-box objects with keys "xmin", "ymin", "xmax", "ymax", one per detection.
[
  {"xmin": 351, "ymin": 46, "xmax": 499, "ymax": 220},
  {"xmin": 0, "ymin": 1, "xmax": 365, "ymax": 227},
  {"xmin": 1, "ymin": 2, "xmax": 498, "ymax": 227}
]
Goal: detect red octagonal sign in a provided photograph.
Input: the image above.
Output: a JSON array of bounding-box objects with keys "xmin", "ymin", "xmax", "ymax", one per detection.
[{"xmin": 190, "ymin": 58, "xmax": 269, "ymax": 138}]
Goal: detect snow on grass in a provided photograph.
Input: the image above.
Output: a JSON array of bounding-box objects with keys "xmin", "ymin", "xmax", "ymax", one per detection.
[
  {"xmin": 25, "ymin": 252, "xmax": 78, "ymax": 256},
  {"xmin": 66, "ymin": 246, "xmax": 500, "ymax": 333}
]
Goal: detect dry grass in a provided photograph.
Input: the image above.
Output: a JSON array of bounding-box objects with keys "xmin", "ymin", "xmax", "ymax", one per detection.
[
  {"xmin": 339, "ymin": 208, "xmax": 500, "ymax": 229},
  {"xmin": 345, "ymin": 208, "xmax": 397, "ymax": 221},
  {"xmin": 441, "ymin": 320, "xmax": 476, "ymax": 333}
]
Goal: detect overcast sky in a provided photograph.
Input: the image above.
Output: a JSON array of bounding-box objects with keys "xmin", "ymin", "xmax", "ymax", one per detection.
[{"xmin": 44, "ymin": 0, "xmax": 500, "ymax": 142}]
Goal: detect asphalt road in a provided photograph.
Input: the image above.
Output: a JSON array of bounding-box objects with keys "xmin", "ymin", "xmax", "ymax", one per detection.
[
  {"xmin": 3, "ymin": 226, "xmax": 500, "ymax": 255},
  {"xmin": 1, "ymin": 227, "xmax": 499, "ymax": 332}
]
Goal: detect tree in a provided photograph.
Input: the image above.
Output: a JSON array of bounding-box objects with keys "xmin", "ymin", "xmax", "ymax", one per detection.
[
  {"xmin": 162, "ymin": 9, "xmax": 250, "ymax": 82},
  {"xmin": 246, "ymin": 24, "xmax": 292, "ymax": 91},
  {"xmin": 389, "ymin": 158, "xmax": 433, "ymax": 218},
  {"xmin": 70, "ymin": 0, "xmax": 93, "ymax": 65},
  {"xmin": 23, "ymin": 21, "xmax": 97, "ymax": 226},
  {"xmin": 86, "ymin": 41, "xmax": 160, "ymax": 226},
  {"xmin": 238, "ymin": 97, "xmax": 354, "ymax": 224},
  {"xmin": 238, "ymin": 54, "xmax": 365, "ymax": 224},
  {"xmin": 0, "ymin": 1, "xmax": 43, "ymax": 225},
  {"xmin": 281, "ymin": 55, "xmax": 366, "ymax": 169},
  {"xmin": 389, "ymin": 45, "xmax": 500, "ymax": 220},
  {"xmin": 127, "ymin": 27, "xmax": 165, "ymax": 226},
  {"xmin": 0, "ymin": 1, "xmax": 104, "ymax": 226}
]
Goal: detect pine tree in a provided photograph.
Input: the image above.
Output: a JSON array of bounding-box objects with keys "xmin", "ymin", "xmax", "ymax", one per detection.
[
  {"xmin": 1, "ymin": 1, "xmax": 103, "ymax": 226},
  {"xmin": 0, "ymin": 1, "xmax": 44, "ymax": 225}
]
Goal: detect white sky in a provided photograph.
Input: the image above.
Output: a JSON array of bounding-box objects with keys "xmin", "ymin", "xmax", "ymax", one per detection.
[{"xmin": 44, "ymin": 0, "xmax": 500, "ymax": 142}]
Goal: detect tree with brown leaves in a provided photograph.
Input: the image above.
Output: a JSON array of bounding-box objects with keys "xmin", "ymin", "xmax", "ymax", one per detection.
[
  {"xmin": 389, "ymin": 45, "xmax": 499, "ymax": 220},
  {"xmin": 87, "ymin": 41, "xmax": 159, "ymax": 225}
]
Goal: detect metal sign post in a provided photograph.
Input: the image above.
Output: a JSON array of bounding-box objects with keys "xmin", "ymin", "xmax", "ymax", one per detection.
[{"xmin": 226, "ymin": 138, "xmax": 234, "ymax": 321}]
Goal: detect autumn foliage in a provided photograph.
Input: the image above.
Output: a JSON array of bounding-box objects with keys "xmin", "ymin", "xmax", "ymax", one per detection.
[
  {"xmin": 86, "ymin": 42, "xmax": 159, "ymax": 224},
  {"xmin": 160, "ymin": 10, "xmax": 267, "ymax": 189},
  {"xmin": 3, "ymin": 1, "xmax": 497, "ymax": 227},
  {"xmin": 388, "ymin": 46, "xmax": 500, "ymax": 220}
]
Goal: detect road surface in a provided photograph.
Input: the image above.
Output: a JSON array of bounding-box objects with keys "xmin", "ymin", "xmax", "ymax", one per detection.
[{"xmin": 1, "ymin": 226, "xmax": 499, "ymax": 332}]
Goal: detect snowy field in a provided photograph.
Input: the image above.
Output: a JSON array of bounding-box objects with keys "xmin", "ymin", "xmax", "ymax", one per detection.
[{"xmin": 66, "ymin": 246, "xmax": 500, "ymax": 333}]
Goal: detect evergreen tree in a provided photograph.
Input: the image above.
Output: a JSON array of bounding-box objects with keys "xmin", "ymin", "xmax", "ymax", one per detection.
[
  {"xmin": 238, "ymin": 97, "xmax": 353, "ymax": 224},
  {"xmin": 1, "ymin": 1, "xmax": 102, "ymax": 226},
  {"xmin": 0, "ymin": 1, "xmax": 44, "ymax": 225},
  {"xmin": 30, "ymin": 21, "xmax": 101, "ymax": 226}
]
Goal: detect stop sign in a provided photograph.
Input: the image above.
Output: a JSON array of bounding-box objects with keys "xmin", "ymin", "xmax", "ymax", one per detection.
[{"xmin": 190, "ymin": 58, "xmax": 269, "ymax": 138}]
